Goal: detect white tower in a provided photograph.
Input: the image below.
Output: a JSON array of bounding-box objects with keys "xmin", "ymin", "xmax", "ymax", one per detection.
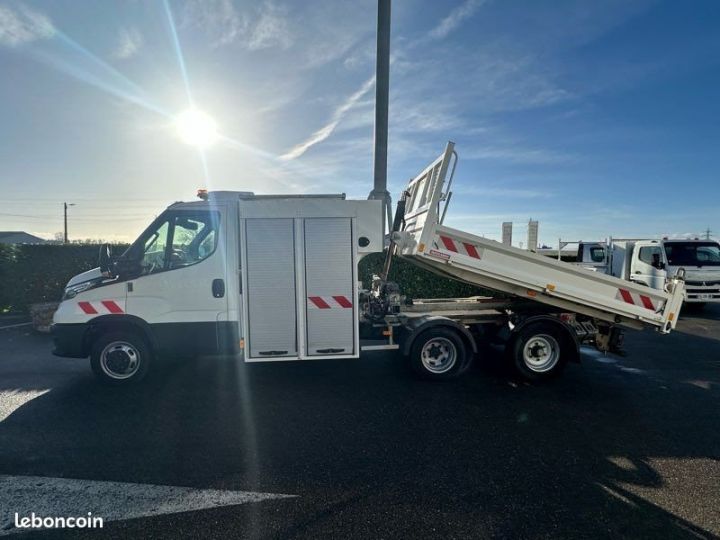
[{"xmin": 502, "ymin": 222, "xmax": 513, "ymax": 246}]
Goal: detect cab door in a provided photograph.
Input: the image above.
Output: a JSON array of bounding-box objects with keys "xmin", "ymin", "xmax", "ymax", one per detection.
[
  {"xmin": 630, "ymin": 242, "xmax": 667, "ymax": 290},
  {"xmin": 124, "ymin": 209, "xmax": 228, "ymax": 354}
]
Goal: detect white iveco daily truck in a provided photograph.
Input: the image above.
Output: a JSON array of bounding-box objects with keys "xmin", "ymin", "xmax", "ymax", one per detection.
[
  {"xmin": 567, "ymin": 238, "xmax": 720, "ymax": 306},
  {"xmin": 51, "ymin": 142, "xmax": 686, "ymax": 385}
]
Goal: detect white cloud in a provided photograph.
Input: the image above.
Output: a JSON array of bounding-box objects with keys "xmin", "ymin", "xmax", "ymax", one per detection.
[
  {"xmin": 454, "ymin": 186, "xmax": 554, "ymax": 198},
  {"xmin": 462, "ymin": 145, "xmax": 572, "ymax": 164},
  {"xmin": 0, "ymin": 4, "xmax": 54, "ymax": 47},
  {"xmin": 429, "ymin": 0, "xmax": 486, "ymax": 40},
  {"xmin": 183, "ymin": 0, "xmax": 246, "ymax": 47},
  {"xmin": 391, "ymin": 101, "xmax": 464, "ymax": 134},
  {"xmin": 343, "ymin": 42, "xmax": 374, "ymax": 70},
  {"xmin": 184, "ymin": 0, "xmax": 291, "ymax": 50},
  {"xmin": 280, "ymin": 75, "xmax": 375, "ymax": 160},
  {"xmin": 246, "ymin": 2, "xmax": 292, "ymax": 50},
  {"xmin": 114, "ymin": 27, "xmax": 143, "ymax": 59}
]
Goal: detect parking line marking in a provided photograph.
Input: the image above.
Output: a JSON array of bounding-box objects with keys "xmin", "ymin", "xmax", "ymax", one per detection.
[
  {"xmin": 0, "ymin": 390, "xmax": 50, "ymax": 422},
  {"xmin": 0, "ymin": 475, "xmax": 296, "ymax": 535},
  {"xmin": 0, "ymin": 323, "xmax": 32, "ymax": 331}
]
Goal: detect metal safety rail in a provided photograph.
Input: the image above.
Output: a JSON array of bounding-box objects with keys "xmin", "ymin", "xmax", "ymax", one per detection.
[{"xmin": 394, "ymin": 142, "xmax": 685, "ymax": 332}]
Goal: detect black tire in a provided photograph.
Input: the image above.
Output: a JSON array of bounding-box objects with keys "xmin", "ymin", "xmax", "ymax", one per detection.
[
  {"xmin": 408, "ymin": 327, "xmax": 471, "ymax": 380},
  {"xmin": 509, "ymin": 322, "xmax": 568, "ymax": 381},
  {"xmin": 90, "ymin": 330, "xmax": 152, "ymax": 385}
]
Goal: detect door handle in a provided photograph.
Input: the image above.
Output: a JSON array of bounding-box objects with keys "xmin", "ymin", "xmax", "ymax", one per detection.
[
  {"xmin": 212, "ymin": 279, "xmax": 225, "ymax": 298},
  {"xmin": 634, "ymin": 271, "xmax": 641, "ymax": 274}
]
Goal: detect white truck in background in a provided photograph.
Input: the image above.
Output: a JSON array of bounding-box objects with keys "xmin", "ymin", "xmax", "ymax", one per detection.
[{"xmin": 564, "ymin": 238, "xmax": 720, "ymax": 306}]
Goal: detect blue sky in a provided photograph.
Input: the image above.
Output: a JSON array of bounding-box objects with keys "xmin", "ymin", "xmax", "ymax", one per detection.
[{"xmin": 0, "ymin": 0, "xmax": 718, "ymax": 245}]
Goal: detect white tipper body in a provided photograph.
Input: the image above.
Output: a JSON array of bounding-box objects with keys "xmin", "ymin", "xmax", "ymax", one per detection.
[{"xmin": 392, "ymin": 143, "xmax": 684, "ymax": 333}]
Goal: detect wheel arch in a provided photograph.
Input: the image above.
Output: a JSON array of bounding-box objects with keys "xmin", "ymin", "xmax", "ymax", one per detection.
[{"xmin": 84, "ymin": 315, "xmax": 157, "ymax": 356}]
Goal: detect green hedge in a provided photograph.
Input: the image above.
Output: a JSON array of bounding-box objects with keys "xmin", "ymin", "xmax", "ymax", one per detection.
[
  {"xmin": 0, "ymin": 244, "xmax": 128, "ymax": 314},
  {"xmin": 0, "ymin": 243, "xmax": 14, "ymax": 312},
  {"xmin": 358, "ymin": 252, "xmax": 491, "ymax": 299},
  {"xmin": 0, "ymin": 244, "xmax": 491, "ymax": 314}
]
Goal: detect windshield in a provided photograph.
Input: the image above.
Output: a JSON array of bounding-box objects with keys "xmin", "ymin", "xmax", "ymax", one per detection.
[{"xmin": 664, "ymin": 242, "xmax": 720, "ymax": 267}]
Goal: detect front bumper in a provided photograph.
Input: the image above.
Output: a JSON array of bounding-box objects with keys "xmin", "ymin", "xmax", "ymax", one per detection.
[
  {"xmin": 684, "ymin": 281, "xmax": 720, "ymax": 303},
  {"xmin": 51, "ymin": 323, "xmax": 89, "ymax": 358},
  {"xmin": 684, "ymin": 289, "xmax": 720, "ymax": 303}
]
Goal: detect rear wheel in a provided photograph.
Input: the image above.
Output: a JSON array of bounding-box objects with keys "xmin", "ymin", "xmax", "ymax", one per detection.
[
  {"xmin": 510, "ymin": 323, "xmax": 567, "ymax": 381},
  {"xmin": 408, "ymin": 327, "xmax": 471, "ymax": 380},
  {"xmin": 90, "ymin": 330, "xmax": 152, "ymax": 385}
]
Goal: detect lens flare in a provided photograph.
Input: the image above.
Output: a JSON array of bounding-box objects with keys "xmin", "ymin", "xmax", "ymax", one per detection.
[{"xmin": 174, "ymin": 109, "xmax": 218, "ymax": 148}]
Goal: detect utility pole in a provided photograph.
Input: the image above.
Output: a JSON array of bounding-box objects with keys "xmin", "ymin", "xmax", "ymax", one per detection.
[
  {"xmin": 369, "ymin": 0, "xmax": 392, "ymax": 235},
  {"xmin": 63, "ymin": 202, "xmax": 75, "ymax": 244},
  {"xmin": 705, "ymin": 227, "xmax": 712, "ymax": 240}
]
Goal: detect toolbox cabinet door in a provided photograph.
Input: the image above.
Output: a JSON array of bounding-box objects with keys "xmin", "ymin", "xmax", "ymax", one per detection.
[
  {"xmin": 244, "ymin": 218, "xmax": 298, "ymax": 358},
  {"xmin": 304, "ymin": 218, "xmax": 356, "ymax": 356}
]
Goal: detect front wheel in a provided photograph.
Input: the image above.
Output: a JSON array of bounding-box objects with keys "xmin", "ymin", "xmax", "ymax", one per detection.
[
  {"xmin": 509, "ymin": 323, "xmax": 567, "ymax": 381},
  {"xmin": 90, "ymin": 330, "xmax": 152, "ymax": 385},
  {"xmin": 408, "ymin": 327, "xmax": 471, "ymax": 380}
]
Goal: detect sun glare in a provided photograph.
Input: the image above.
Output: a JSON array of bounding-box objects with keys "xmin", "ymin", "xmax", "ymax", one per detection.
[{"xmin": 174, "ymin": 108, "xmax": 218, "ymax": 148}]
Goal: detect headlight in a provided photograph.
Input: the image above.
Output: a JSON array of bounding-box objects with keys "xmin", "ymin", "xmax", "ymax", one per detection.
[{"xmin": 63, "ymin": 281, "xmax": 95, "ymax": 300}]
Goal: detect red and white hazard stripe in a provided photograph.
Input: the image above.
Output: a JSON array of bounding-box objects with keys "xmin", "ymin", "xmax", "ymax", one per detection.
[
  {"xmin": 308, "ymin": 296, "xmax": 353, "ymax": 309},
  {"xmin": 77, "ymin": 300, "xmax": 125, "ymax": 315},
  {"xmin": 437, "ymin": 235, "xmax": 482, "ymax": 259},
  {"xmin": 616, "ymin": 288, "xmax": 657, "ymax": 311}
]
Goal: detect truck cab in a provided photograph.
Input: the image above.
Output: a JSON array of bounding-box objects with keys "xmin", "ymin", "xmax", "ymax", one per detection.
[
  {"xmin": 52, "ymin": 191, "xmax": 383, "ymax": 384},
  {"xmin": 626, "ymin": 240, "xmax": 668, "ymax": 290},
  {"xmin": 577, "ymin": 239, "xmax": 669, "ymax": 290},
  {"xmin": 662, "ymin": 239, "xmax": 720, "ymax": 304},
  {"xmin": 576, "ymin": 242, "xmax": 608, "ymax": 272}
]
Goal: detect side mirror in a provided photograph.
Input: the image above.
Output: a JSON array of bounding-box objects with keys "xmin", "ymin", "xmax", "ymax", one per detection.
[
  {"xmin": 114, "ymin": 250, "xmax": 143, "ymax": 279},
  {"xmin": 651, "ymin": 254, "xmax": 665, "ymax": 271},
  {"xmin": 99, "ymin": 244, "xmax": 115, "ymax": 277}
]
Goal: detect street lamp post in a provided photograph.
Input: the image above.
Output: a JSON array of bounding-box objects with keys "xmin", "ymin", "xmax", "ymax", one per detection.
[
  {"xmin": 63, "ymin": 202, "xmax": 75, "ymax": 244},
  {"xmin": 369, "ymin": 0, "xmax": 392, "ymax": 235}
]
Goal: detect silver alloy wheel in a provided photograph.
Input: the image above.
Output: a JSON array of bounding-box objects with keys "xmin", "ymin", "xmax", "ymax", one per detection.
[
  {"xmin": 420, "ymin": 337, "xmax": 457, "ymax": 374},
  {"xmin": 100, "ymin": 341, "xmax": 141, "ymax": 380},
  {"xmin": 522, "ymin": 334, "xmax": 560, "ymax": 373}
]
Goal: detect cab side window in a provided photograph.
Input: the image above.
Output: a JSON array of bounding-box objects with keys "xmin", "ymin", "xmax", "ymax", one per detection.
[
  {"xmin": 168, "ymin": 214, "xmax": 220, "ymax": 269},
  {"xmin": 136, "ymin": 212, "xmax": 220, "ymax": 275},
  {"xmin": 198, "ymin": 229, "xmax": 217, "ymax": 259},
  {"xmin": 140, "ymin": 220, "xmax": 170, "ymax": 275},
  {"xmin": 639, "ymin": 246, "xmax": 663, "ymax": 267}
]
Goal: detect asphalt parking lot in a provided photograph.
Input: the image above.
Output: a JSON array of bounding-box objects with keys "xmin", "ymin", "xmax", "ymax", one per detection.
[{"xmin": 1, "ymin": 307, "xmax": 719, "ymax": 539}]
